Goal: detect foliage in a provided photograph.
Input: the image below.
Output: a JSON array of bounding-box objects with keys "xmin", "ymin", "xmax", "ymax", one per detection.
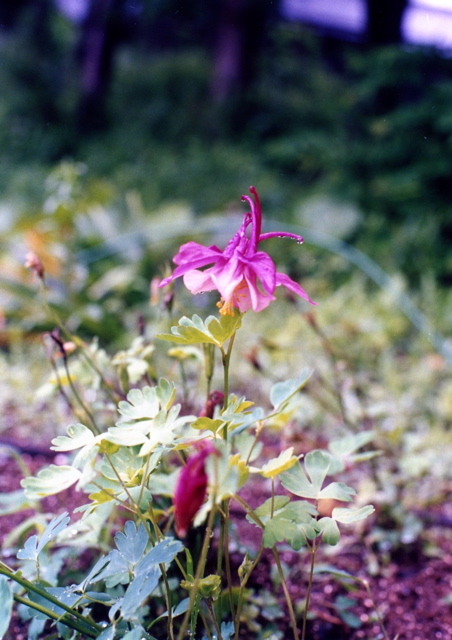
[
  {"xmin": 0, "ymin": 186, "xmax": 389, "ymax": 640},
  {"xmin": 1, "ymin": 11, "xmax": 452, "ymax": 281}
]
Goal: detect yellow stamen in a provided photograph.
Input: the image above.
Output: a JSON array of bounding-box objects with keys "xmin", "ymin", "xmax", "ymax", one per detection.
[
  {"xmin": 217, "ymin": 282, "xmax": 247, "ymax": 315},
  {"xmin": 217, "ymin": 298, "xmax": 236, "ymax": 316}
]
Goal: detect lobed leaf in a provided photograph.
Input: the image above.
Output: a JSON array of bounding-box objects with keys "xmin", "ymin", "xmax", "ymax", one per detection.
[
  {"xmin": 51, "ymin": 423, "xmax": 94, "ymax": 452},
  {"xmin": 17, "ymin": 512, "xmax": 70, "ymax": 561},
  {"xmin": 21, "ymin": 466, "xmax": 81, "ymax": 499},
  {"xmin": 280, "ymin": 450, "xmax": 333, "ymax": 499},
  {"xmin": 269, "ymin": 369, "xmax": 312, "ymax": 411},
  {"xmin": 114, "ymin": 521, "xmax": 148, "ymax": 565},
  {"xmin": 0, "ymin": 576, "xmax": 13, "ymax": 639},
  {"xmin": 318, "ymin": 482, "xmax": 356, "ymax": 502},
  {"xmin": 332, "ymin": 505, "xmax": 375, "ymax": 523},
  {"xmin": 259, "ymin": 447, "xmax": 298, "ymax": 478},
  {"xmin": 117, "ymin": 386, "xmax": 160, "ymax": 420},
  {"xmin": 157, "ymin": 315, "xmax": 218, "ymax": 346},
  {"xmin": 0, "ymin": 490, "xmax": 33, "ymax": 516},
  {"xmin": 119, "ymin": 567, "xmax": 161, "ymax": 620},
  {"xmin": 157, "ymin": 312, "xmax": 241, "ymax": 348},
  {"xmin": 317, "ymin": 517, "xmax": 341, "ymax": 545}
]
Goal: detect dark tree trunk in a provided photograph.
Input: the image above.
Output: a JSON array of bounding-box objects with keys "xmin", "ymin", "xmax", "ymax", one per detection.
[
  {"xmin": 211, "ymin": 0, "xmax": 276, "ymax": 103},
  {"xmin": 365, "ymin": 0, "xmax": 408, "ymax": 46},
  {"xmin": 76, "ymin": 0, "xmax": 118, "ymax": 132}
]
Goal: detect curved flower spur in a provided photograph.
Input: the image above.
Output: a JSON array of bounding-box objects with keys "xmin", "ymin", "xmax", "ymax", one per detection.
[{"xmin": 159, "ymin": 186, "xmax": 316, "ymax": 313}]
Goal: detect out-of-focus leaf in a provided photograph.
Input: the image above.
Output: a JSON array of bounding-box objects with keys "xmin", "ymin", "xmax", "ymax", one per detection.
[
  {"xmin": 17, "ymin": 512, "xmax": 70, "ymax": 561},
  {"xmin": 21, "ymin": 466, "xmax": 81, "ymax": 499},
  {"xmin": 318, "ymin": 482, "xmax": 356, "ymax": 502},
  {"xmin": 269, "ymin": 369, "xmax": 312, "ymax": 412},
  {"xmin": 0, "ymin": 577, "xmax": 13, "ymax": 639},
  {"xmin": 332, "ymin": 505, "xmax": 375, "ymax": 523}
]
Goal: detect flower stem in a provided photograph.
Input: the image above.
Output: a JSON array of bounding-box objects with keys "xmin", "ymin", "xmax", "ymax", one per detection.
[
  {"xmin": 234, "ymin": 544, "xmax": 264, "ymax": 640},
  {"xmin": 301, "ymin": 542, "xmax": 317, "ymax": 640},
  {"xmin": 271, "ymin": 547, "xmax": 300, "ymax": 640},
  {"xmin": 176, "ymin": 497, "xmax": 218, "ymax": 640},
  {"xmin": 0, "ymin": 562, "xmax": 103, "ymax": 637},
  {"xmin": 221, "ymin": 331, "xmax": 236, "ymax": 418}
]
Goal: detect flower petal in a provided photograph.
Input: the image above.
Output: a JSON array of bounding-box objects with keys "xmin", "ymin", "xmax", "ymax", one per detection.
[
  {"xmin": 183, "ymin": 269, "xmax": 217, "ymax": 294},
  {"xmin": 159, "ymin": 242, "xmax": 222, "ymax": 286},
  {"xmin": 242, "ymin": 273, "xmax": 275, "ymax": 312},
  {"xmin": 243, "ymin": 251, "xmax": 276, "ymax": 295},
  {"xmin": 275, "ymin": 272, "xmax": 317, "ymax": 305}
]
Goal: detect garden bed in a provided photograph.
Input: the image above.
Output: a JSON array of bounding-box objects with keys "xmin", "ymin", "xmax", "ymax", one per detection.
[{"xmin": 1, "ymin": 436, "xmax": 451, "ymax": 640}]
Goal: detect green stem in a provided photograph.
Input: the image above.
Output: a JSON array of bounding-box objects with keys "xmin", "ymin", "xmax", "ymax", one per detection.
[
  {"xmin": 231, "ymin": 495, "xmax": 299, "ymax": 640},
  {"xmin": 176, "ymin": 498, "xmax": 218, "ymax": 640},
  {"xmin": 205, "ymin": 598, "xmax": 224, "ymax": 640},
  {"xmin": 271, "ymin": 547, "xmax": 300, "ymax": 640},
  {"xmin": 40, "ymin": 280, "xmax": 118, "ymax": 407},
  {"xmin": 13, "ymin": 593, "xmax": 99, "ymax": 638},
  {"xmin": 221, "ymin": 331, "xmax": 236, "ymax": 417},
  {"xmin": 62, "ymin": 356, "xmax": 100, "ymax": 434},
  {"xmin": 361, "ymin": 579, "xmax": 390, "ymax": 640},
  {"xmin": 301, "ymin": 542, "xmax": 317, "ymax": 640},
  {"xmin": 234, "ymin": 544, "xmax": 264, "ymax": 640},
  {"xmin": 0, "ymin": 563, "xmax": 103, "ymax": 636},
  {"xmin": 223, "ymin": 501, "xmax": 236, "ymax": 622}
]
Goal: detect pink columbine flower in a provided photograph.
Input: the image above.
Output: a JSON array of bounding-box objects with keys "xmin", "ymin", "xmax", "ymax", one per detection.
[
  {"xmin": 159, "ymin": 186, "xmax": 316, "ymax": 314},
  {"xmin": 174, "ymin": 441, "xmax": 217, "ymax": 538}
]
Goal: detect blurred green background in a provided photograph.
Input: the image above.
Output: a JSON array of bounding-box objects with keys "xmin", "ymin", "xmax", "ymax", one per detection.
[{"xmin": 1, "ymin": 0, "xmax": 451, "ymax": 346}]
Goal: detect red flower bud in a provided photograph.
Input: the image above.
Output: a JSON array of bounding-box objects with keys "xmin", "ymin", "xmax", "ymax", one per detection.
[{"xmin": 174, "ymin": 442, "xmax": 217, "ymax": 537}]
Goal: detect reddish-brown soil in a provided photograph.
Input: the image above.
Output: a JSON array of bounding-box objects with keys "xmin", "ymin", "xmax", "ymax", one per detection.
[{"xmin": 1, "ymin": 442, "xmax": 451, "ymax": 640}]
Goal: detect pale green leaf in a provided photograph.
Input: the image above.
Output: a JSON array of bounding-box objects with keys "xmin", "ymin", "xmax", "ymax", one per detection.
[
  {"xmin": 329, "ymin": 431, "xmax": 375, "ymax": 458},
  {"xmin": 332, "ymin": 505, "xmax": 375, "ymax": 524},
  {"xmin": 157, "ymin": 312, "xmax": 241, "ymax": 348},
  {"xmin": 248, "ymin": 498, "xmax": 319, "ymax": 550},
  {"xmin": 328, "ymin": 431, "xmax": 380, "ymax": 473},
  {"xmin": 167, "ymin": 346, "xmax": 203, "ymax": 361},
  {"xmin": 318, "ymin": 517, "xmax": 341, "ymax": 545},
  {"xmin": 96, "ymin": 625, "xmax": 116, "ymax": 640},
  {"xmin": 206, "ymin": 312, "xmax": 242, "ymax": 345},
  {"xmin": 280, "ymin": 460, "xmax": 318, "ymax": 499},
  {"xmin": 157, "ymin": 315, "xmax": 217, "ymax": 346},
  {"xmin": 318, "ymin": 482, "xmax": 356, "ymax": 502},
  {"xmin": 270, "ymin": 368, "xmax": 312, "ymax": 411},
  {"xmin": 155, "ymin": 378, "xmax": 177, "ymax": 411},
  {"xmin": 190, "ymin": 417, "xmax": 225, "ymax": 433},
  {"xmin": 304, "ymin": 450, "xmax": 333, "ymax": 491},
  {"xmin": 51, "ymin": 423, "xmax": 94, "ymax": 452},
  {"xmin": 17, "ymin": 512, "xmax": 70, "ymax": 561},
  {"xmin": 263, "ymin": 517, "xmax": 305, "ymax": 549},
  {"xmin": 120, "ymin": 568, "xmax": 161, "ymax": 620},
  {"xmin": 260, "ymin": 447, "xmax": 298, "ymax": 478},
  {"xmin": 0, "ymin": 490, "xmax": 33, "ymax": 516},
  {"xmin": 115, "ymin": 521, "xmax": 148, "ymax": 565},
  {"xmin": 117, "ymin": 386, "xmax": 160, "ymax": 421},
  {"xmin": 253, "ymin": 496, "xmax": 290, "ymax": 519},
  {"xmin": 0, "ymin": 576, "xmax": 13, "ymax": 639},
  {"xmin": 280, "ymin": 449, "xmax": 332, "ymax": 499},
  {"xmin": 21, "ymin": 466, "xmax": 81, "ymax": 499}
]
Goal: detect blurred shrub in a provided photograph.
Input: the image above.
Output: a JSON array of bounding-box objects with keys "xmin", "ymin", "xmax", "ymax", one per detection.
[{"xmin": 1, "ymin": 15, "xmax": 452, "ymax": 283}]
